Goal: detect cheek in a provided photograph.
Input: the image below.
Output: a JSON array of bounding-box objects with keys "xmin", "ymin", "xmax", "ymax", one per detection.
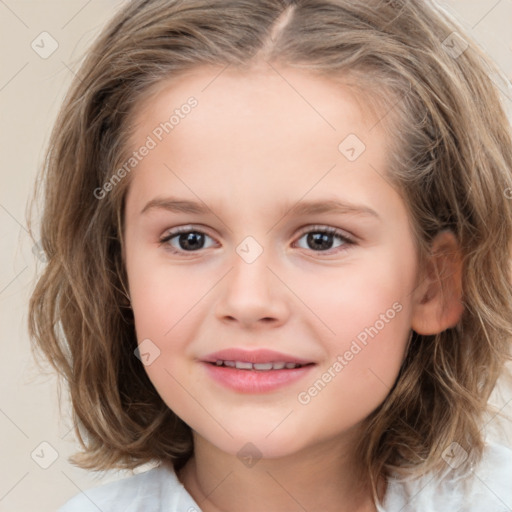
[
  {"xmin": 295, "ymin": 251, "xmax": 413, "ymax": 391},
  {"xmin": 125, "ymin": 252, "xmax": 204, "ymax": 417},
  {"xmin": 296, "ymin": 290, "xmax": 410, "ymax": 431},
  {"xmin": 125, "ymin": 250, "xmax": 211, "ymax": 389},
  {"xmin": 126, "ymin": 247, "xmax": 206, "ymax": 339},
  {"xmin": 295, "ymin": 250, "xmax": 412, "ymax": 339}
]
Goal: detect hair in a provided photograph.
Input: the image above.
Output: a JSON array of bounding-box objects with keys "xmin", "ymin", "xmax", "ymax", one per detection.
[{"xmin": 28, "ymin": 0, "xmax": 512, "ymax": 503}]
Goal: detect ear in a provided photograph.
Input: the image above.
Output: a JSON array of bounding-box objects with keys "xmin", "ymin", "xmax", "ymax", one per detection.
[{"xmin": 411, "ymin": 230, "xmax": 464, "ymax": 335}]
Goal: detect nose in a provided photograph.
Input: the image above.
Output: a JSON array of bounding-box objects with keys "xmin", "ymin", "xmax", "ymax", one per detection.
[{"xmin": 214, "ymin": 245, "xmax": 290, "ymax": 329}]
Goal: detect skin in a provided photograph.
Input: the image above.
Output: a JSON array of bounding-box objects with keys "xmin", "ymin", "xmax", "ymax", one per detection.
[{"xmin": 123, "ymin": 63, "xmax": 464, "ymax": 512}]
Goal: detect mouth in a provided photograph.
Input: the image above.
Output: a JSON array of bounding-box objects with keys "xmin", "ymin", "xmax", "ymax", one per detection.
[
  {"xmin": 202, "ymin": 348, "xmax": 314, "ymax": 366},
  {"xmin": 200, "ymin": 348, "xmax": 316, "ymax": 393},
  {"xmin": 207, "ymin": 360, "xmax": 313, "ymax": 371}
]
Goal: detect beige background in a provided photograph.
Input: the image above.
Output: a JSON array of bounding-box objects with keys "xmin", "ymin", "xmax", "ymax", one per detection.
[{"xmin": 1, "ymin": 1, "xmax": 512, "ymax": 511}]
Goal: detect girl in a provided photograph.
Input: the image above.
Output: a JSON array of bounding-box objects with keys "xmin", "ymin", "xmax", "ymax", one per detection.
[{"xmin": 28, "ymin": 0, "xmax": 512, "ymax": 510}]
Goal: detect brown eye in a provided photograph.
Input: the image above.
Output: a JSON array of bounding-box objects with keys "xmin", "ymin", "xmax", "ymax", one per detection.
[
  {"xmin": 159, "ymin": 227, "xmax": 216, "ymax": 254},
  {"xmin": 294, "ymin": 226, "xmax": 355, "ymax": 253}
]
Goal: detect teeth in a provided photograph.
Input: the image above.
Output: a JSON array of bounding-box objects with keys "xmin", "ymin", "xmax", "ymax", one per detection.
[
  {"xmin": 253, "ymin": 363, "xmax": 273, "ymax": 370},
  {"xmin": 214, "ymin": 360, "xmax": 302, "ymax": 371},
  {"xmin": 235, "ymin": 361, "xmax": 253, "ymax": 370}
]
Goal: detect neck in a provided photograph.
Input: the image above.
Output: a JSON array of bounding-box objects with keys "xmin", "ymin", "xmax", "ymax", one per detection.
[{"xmin": 176, "ymin": 429, "xmax": 385, "ymax": 512}]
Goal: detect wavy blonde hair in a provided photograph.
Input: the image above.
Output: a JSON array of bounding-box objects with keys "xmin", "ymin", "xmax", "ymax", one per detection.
[{"xmin": 28, "ymin": 0, "xmax": 512, "ymax": 502}]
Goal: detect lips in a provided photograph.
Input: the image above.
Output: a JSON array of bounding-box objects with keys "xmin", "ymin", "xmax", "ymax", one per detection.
[
  {"xmin": 200, "ymin": 348, "xmax": 316, "ymax": 393},
  {"xmin": 213, "ymin": 360, "xmax": 304, "ymax": 370},
  {"xmin": 201, "ymin": 348, "xmax": 314, "ymax": 368}
]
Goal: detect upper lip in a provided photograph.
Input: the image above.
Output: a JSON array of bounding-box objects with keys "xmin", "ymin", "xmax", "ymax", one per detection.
[{"xmin": 201, "ymin": 348, "xmax": 314, "ymax": 365}]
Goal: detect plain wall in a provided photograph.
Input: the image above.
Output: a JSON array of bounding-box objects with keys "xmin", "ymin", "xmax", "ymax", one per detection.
[{"xmin": 1, "ymin": 1, "xmax": 511, "ymax": 511}]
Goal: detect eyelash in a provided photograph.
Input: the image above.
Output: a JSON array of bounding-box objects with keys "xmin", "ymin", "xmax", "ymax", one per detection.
[{"xmin": 158, "ymin": 225, "xmax": 356, "ymax": 256}]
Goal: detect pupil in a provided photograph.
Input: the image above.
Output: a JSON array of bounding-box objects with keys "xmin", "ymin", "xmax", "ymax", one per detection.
[
  {"xmin": 180, "ymin": 232, "xmax": 204, "ymax": 250},
  {"xmin": 308, "ymin": 232, "xmax": 332, "ymax": 251}
]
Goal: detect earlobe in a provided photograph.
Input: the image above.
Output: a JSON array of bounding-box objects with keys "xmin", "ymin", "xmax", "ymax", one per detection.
[{"xmin": 411, "ymin": 230, "xmax": 465, "ymax": 335}]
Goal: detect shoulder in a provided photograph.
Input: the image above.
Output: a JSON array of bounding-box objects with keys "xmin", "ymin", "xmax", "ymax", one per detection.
[
  {"xmin": 57, "ymin": 464, "xmax": 201, "ymax": 512},
  {"xmin": 379, "ymin": 441, "xmax": 512, "ymax": 512}
]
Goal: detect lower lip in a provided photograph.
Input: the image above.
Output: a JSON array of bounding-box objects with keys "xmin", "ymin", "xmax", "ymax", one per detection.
[{"xmin": 202, "ymin": 362, "xmax": 315, "ymax": 393}]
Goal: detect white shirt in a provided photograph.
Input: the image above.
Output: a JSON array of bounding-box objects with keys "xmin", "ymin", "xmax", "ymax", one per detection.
[{"xmin": 58, "ymin": 441, "xmax": 512, "ymax": 512}]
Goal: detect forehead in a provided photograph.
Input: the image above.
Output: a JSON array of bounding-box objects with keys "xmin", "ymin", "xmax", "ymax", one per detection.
[
  {"xmin": 130, "ymin": 64, "xmax": 386, "ymax": 143},
  {"xmin": 124, "ymin": 64, "xmax": 400, "ymax": 222}
]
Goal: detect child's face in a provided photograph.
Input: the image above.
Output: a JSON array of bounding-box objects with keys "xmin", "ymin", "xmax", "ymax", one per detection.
[{"xmin": 123, "ymin": 65, "xmax": 420, "ymax": 459}]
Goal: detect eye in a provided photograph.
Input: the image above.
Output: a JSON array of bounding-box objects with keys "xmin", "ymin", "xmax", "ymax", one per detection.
[
  {"xmin": 293, "ymin": 225, "xmax": 355, "ymax": 254},
  {"xmin": 159, "ymin": 224, "xmax": 356, "ymax": 256},
  {"xmin": 159, "ymin": 226, "xmax": 217, "ymax": 254}
]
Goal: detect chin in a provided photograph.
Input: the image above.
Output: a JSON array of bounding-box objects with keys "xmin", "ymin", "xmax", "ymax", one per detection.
[{"xmin": 198, "ymin": 426, "xmax": 308, "ymax": 461}]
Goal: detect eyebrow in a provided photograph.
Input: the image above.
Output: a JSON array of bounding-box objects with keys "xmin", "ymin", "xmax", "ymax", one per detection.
[{"xmin": 140, "ymin": 196, "xmax": 380, "ymax": 220}]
